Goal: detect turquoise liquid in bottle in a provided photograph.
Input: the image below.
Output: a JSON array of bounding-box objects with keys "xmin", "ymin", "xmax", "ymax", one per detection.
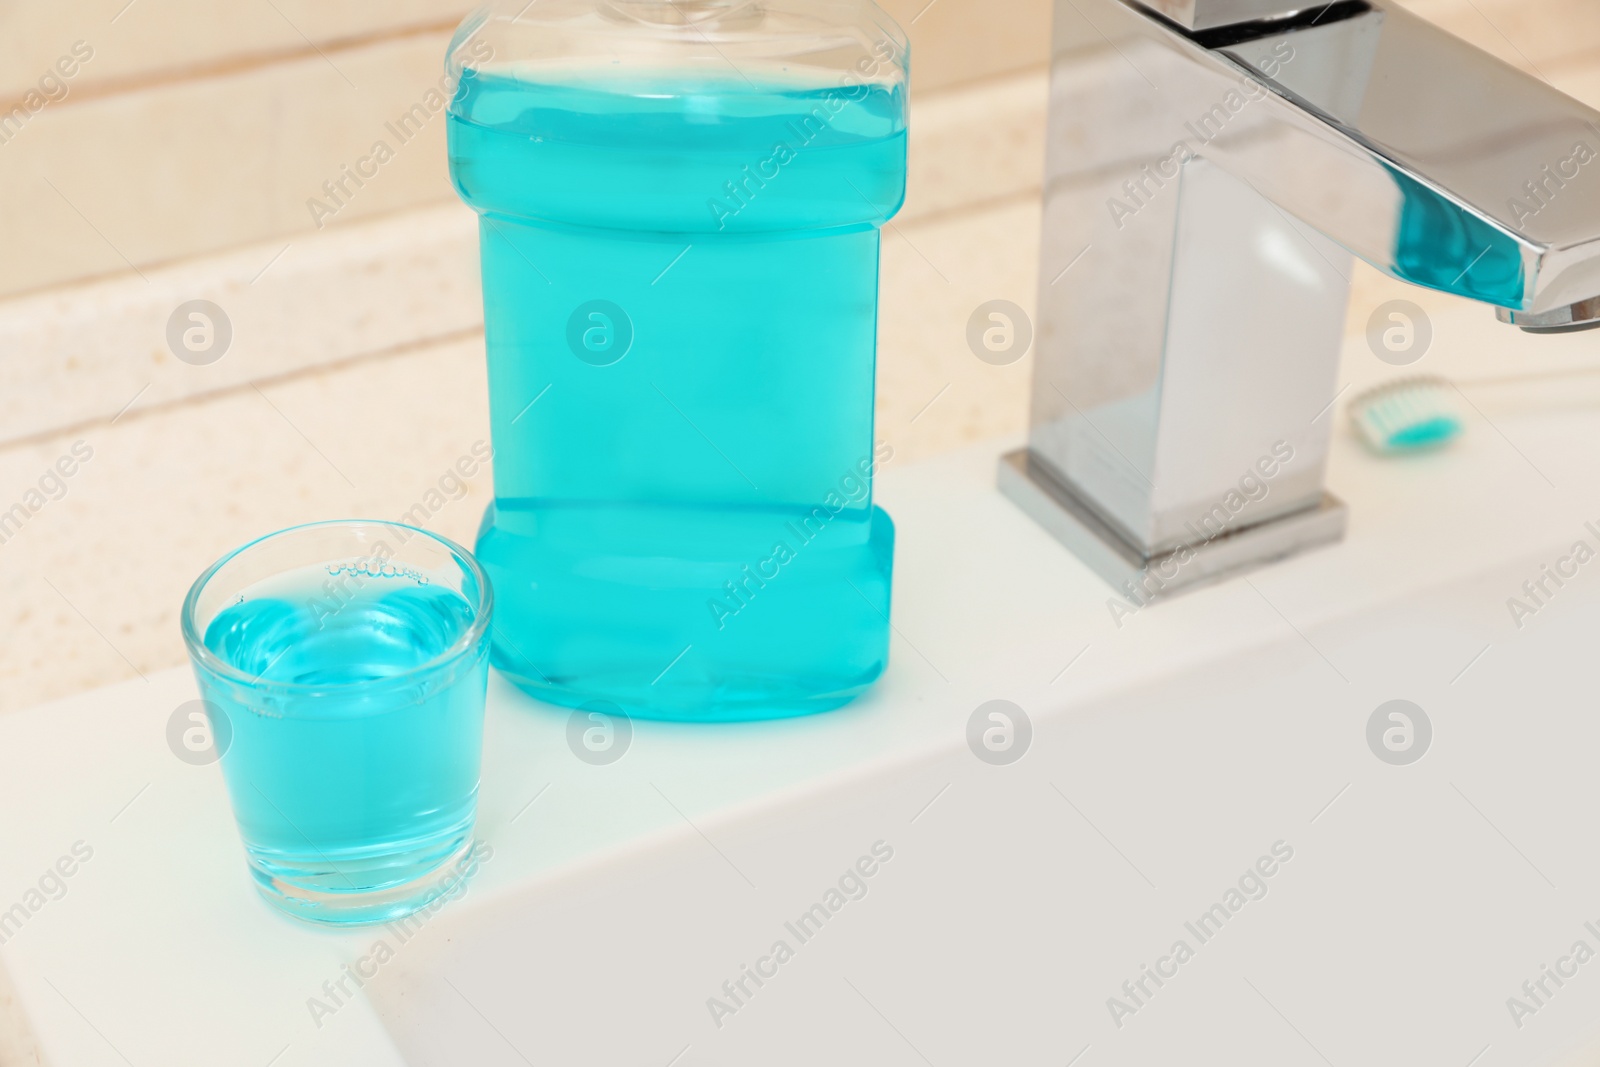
[{"xmin": 448, "ymin": 62, "xmax": 907, "ymax": 721}]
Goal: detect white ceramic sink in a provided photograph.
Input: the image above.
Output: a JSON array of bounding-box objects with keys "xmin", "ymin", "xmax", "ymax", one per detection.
[
  {"xmin": 363, "ymin": 550, "xmax": 1600, "ymax": 1067},
  {"xmin": 8, "ymin": 358, "xmax": 1600, "ymax": 1064}
]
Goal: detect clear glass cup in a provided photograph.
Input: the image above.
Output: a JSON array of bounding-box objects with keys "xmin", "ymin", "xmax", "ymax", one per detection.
[{"xmin": 181, "ymin": 520, "xmax": 493, "ymax": 925}]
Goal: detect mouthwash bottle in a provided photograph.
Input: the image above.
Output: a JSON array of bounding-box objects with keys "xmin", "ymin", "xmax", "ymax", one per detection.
[{"xmin": 446, "ymin": 1, "xmax": 908, "ymax": 722}]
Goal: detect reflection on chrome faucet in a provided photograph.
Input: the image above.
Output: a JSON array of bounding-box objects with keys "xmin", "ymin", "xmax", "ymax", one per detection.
[
  {"xmin": 1002, "ymin": 0, "xmax": 1600, "ymax": 598},
  {"xmin": 1107, "ymin": 40, "xmax": 1297, "ymax": 232}
]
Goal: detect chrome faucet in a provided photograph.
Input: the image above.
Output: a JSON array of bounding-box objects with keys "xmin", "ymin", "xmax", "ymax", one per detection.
[{"xmin": 1000, "ymin": 0, "xmax": 1600, "ymax": 600}]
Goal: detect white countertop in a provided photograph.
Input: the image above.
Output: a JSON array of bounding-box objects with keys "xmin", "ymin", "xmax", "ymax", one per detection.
[{"xmin": 7, "ymin": 406, "xmax": 1600, "ymax": 1064}]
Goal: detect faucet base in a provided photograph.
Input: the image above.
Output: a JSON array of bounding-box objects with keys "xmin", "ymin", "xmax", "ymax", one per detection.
[{"xmin": 997, "ymin": 449, "xmax": 1347, "ymax": 601}]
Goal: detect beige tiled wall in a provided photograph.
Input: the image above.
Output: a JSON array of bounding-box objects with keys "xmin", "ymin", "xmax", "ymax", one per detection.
[
  {"xmin": 0, "ymin": 0, "xmax": 467, "ymax": 99},
  {"xmin": 3, "ymin": 28, "xmax": 472, "ymax": 297},
  {"xmin": 6, "ymin": 0, "xmax": 1588, "ymax": 301}
]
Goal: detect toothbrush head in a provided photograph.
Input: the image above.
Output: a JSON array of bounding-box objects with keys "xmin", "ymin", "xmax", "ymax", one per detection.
[{"xmin": 1348, "ymin": 376, "xmax": 1464, "ymax": 454}]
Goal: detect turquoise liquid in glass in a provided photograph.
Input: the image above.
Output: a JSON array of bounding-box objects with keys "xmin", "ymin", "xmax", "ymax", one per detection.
[
  {"xmin": 199, "ymin": 570, "xmax": 487, "ymax": 900},
  {"xmin": 448, "ymin": 69, "xmax": 907, "ymax": 721}
]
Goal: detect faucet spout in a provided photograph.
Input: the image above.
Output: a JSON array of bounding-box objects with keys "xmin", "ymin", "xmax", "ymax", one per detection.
[
  {"xmin": 1198, "ymin": 1, "xmax": 1600, "ymax": 316},
  {"xmin": 1001, "ymin": 0, "xmax": 1600, "ymax": 599}
]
